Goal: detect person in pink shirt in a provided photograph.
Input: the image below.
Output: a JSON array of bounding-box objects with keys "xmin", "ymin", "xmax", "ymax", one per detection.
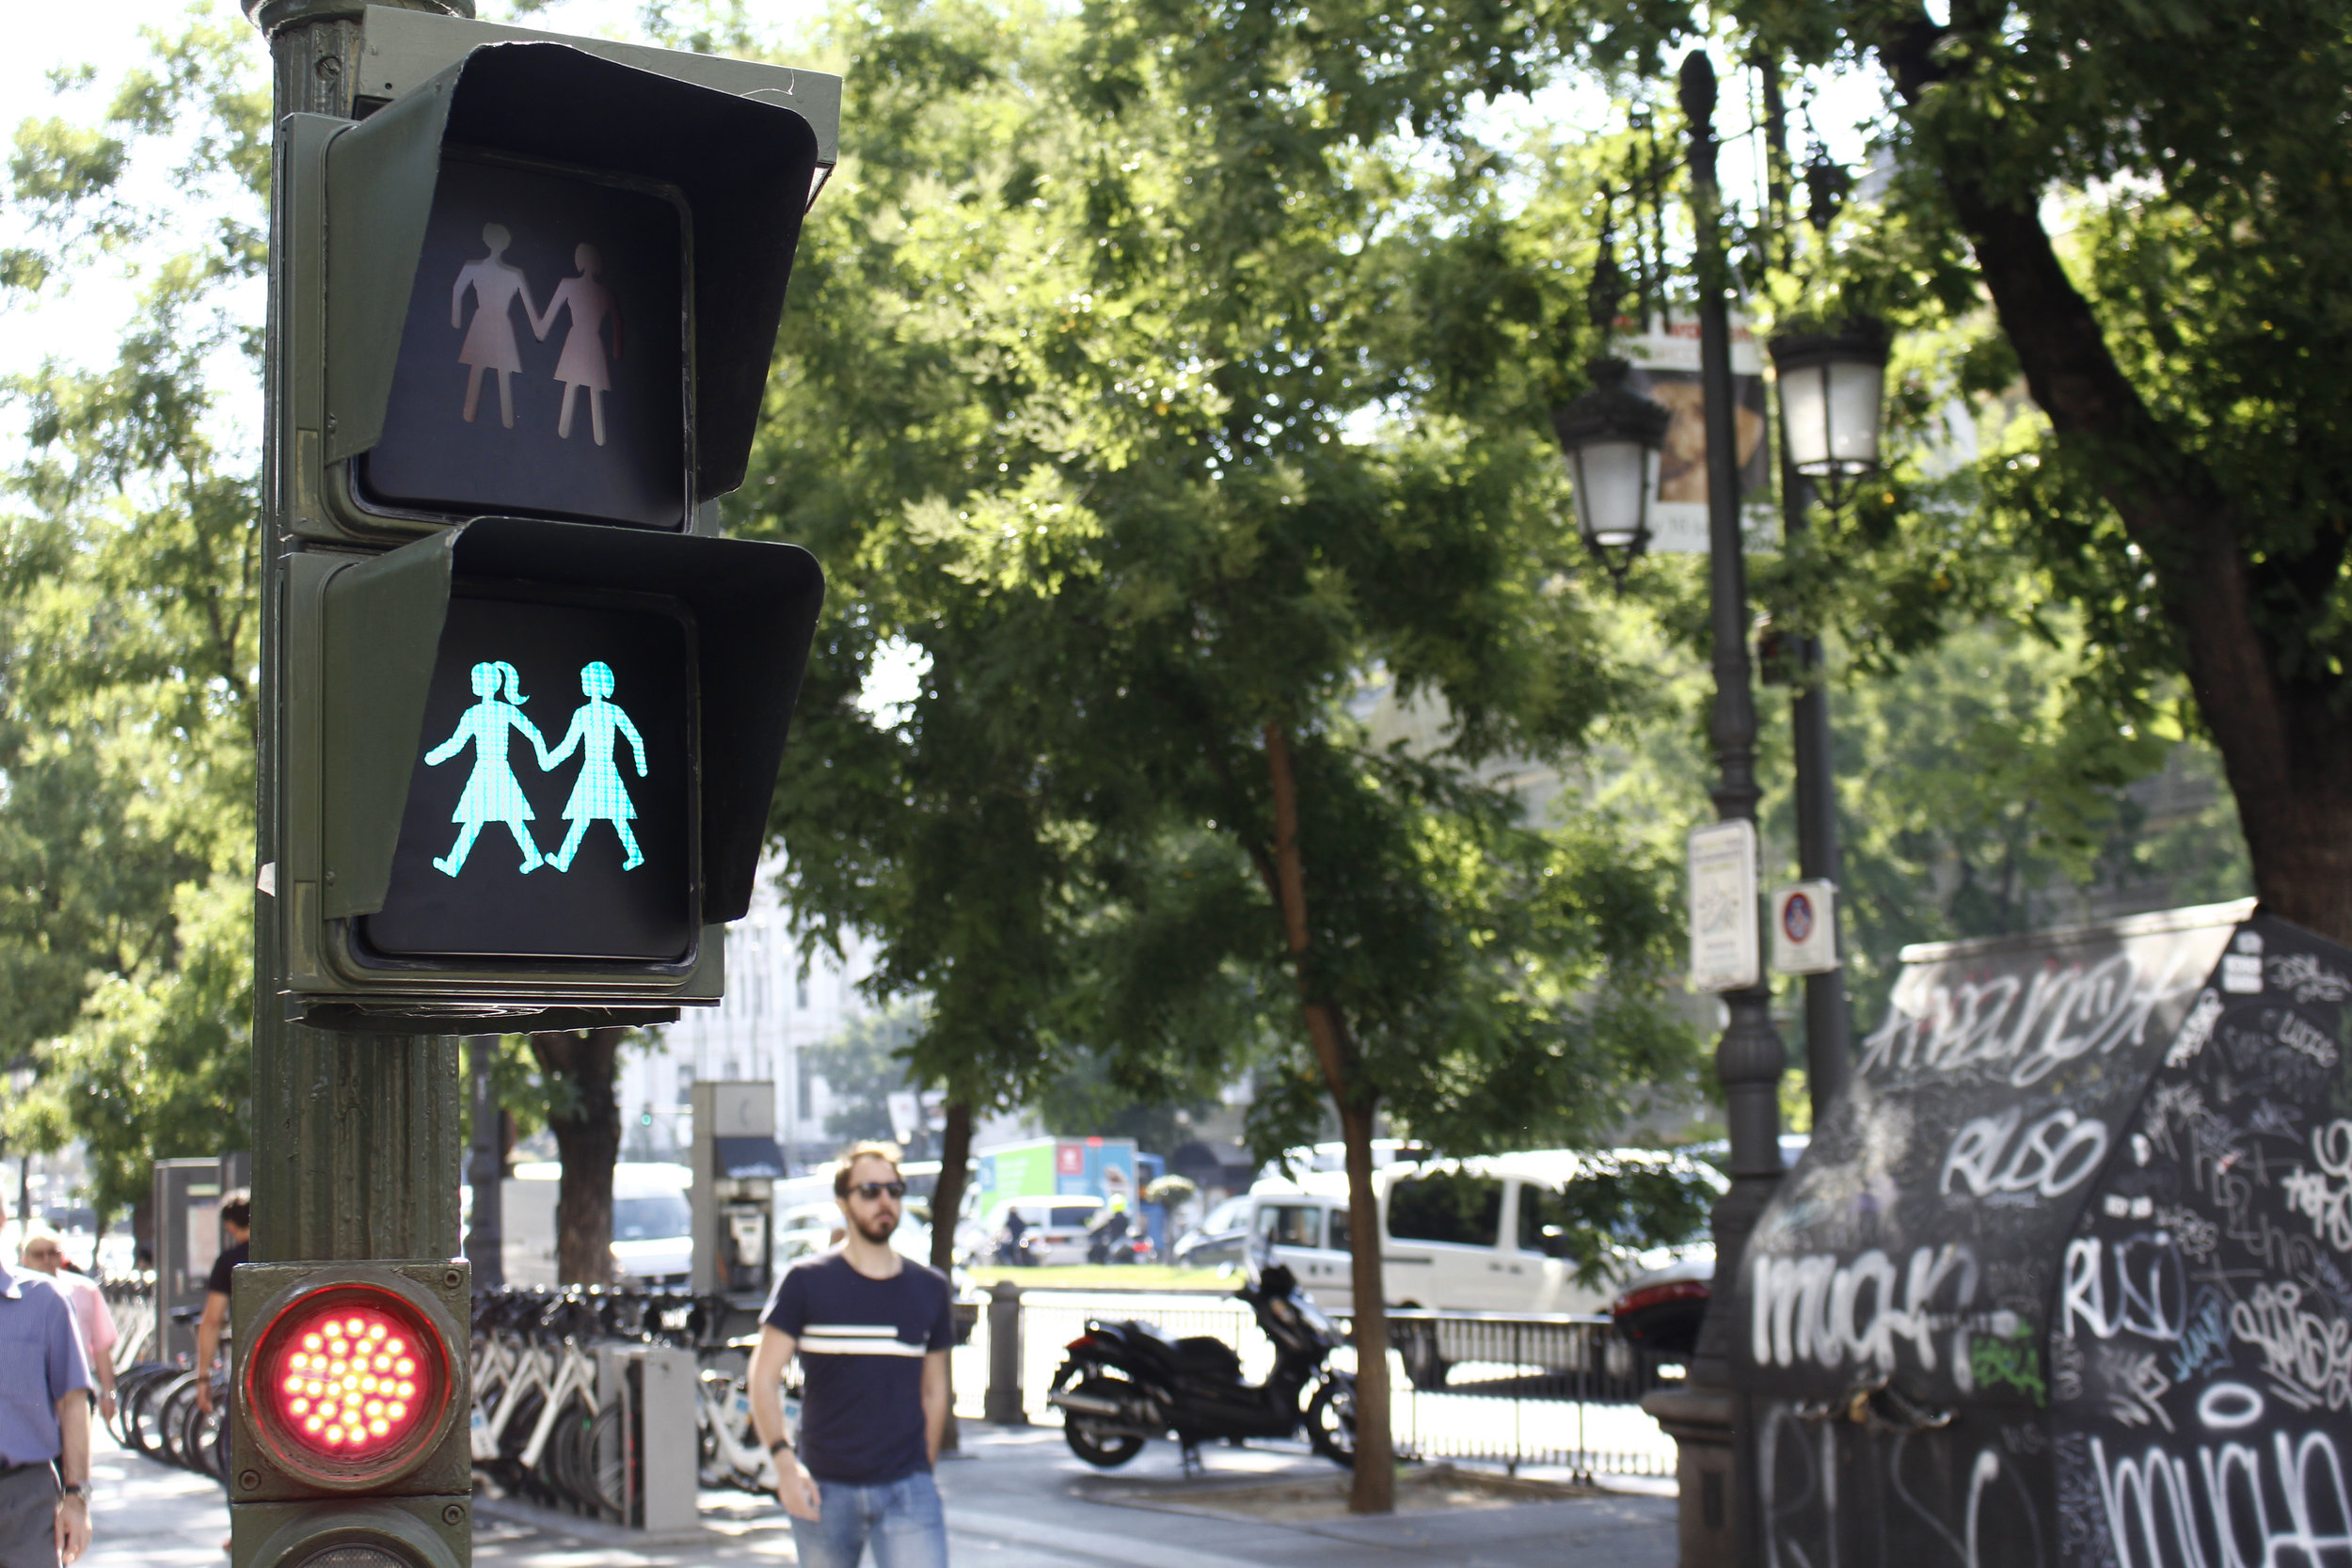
[{"xmin": 17, "ymin": 1228, "xmax": 118, "ymax": 1423}]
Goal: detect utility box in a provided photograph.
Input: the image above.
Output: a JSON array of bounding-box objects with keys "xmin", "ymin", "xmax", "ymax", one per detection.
[
  {"xmin": 1733, "ymin": 898, "xmax": 2352, "ymax": 1566},
  {"xmin": 690, "ymin": 1080, "xmax": 785, "ymax": 1298}
]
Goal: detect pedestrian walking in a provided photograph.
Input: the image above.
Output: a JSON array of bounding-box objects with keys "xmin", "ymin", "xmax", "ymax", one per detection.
[
  {"xmin": 191, "ymin": 1189, "xmax": 249, "ymax": 1422},
  {"xmin": 11, "ymin": 1231, "xmax": 115, "ymax": 1427},
  {"xmin": 0, "ymin": 1195, "xmax": 92, "ymax": 1568},
  {"xmin": 748, "ymin": 1142, "xmax": 953, "ymax": 1568}
]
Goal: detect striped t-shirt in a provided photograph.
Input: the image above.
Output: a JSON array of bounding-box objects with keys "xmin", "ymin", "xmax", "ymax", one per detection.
[{"xmin": 764, "ymin": 1251, "xmax": 955, "ymax": 1485}]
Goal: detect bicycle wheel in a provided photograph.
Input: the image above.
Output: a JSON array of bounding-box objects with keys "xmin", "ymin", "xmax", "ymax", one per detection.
[
  {"xmin": 125, "ymin": 1371, "xmax": 191, "ymax": 1459},
  {"xmin": 108, "ymin": 1365, "xmax": 172, "ymax": 1447},
  {"xmin": 583, "ymin": 1401, "xmax": 629, "ymax": 1522},
  {"xmin": 155, "ymin": 1376, "xmax": 205, "ymax": 1470}
]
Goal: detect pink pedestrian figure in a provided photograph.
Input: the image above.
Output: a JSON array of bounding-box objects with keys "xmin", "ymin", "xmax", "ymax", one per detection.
[
  {"xmin": 451, "ymin": 223, "xmax": 539, "ymax": 429},
  {"xmin": 533, "ymin": 243, "xmax": 621, "ymax": 446}
]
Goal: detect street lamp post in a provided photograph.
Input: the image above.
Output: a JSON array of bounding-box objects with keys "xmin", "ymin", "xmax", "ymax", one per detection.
[
  {"xmin": 1766, "ymin": 320, "xmax": 1889, "ymax": 1116},
  {"xmin": 1633, "ymin": 50, "xmax": 1790, "ymax": 1568}
]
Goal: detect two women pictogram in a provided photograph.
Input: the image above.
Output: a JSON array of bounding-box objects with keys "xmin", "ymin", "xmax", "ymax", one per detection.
[
  {"xmin": 452, "ymin": 224, "xmax": 622, "ymax": 446},
  {"xmin": 424, "ymin": 660, "xmax": 648, "ymax": 878}
]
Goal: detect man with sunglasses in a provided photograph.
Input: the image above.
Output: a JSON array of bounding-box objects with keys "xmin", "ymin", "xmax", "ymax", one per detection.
[{"xmin": 749, "ymin": 1141, "xmax": 953, "ymax": 1568}]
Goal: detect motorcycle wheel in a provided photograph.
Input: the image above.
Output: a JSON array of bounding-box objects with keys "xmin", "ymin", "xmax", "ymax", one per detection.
[
  {"xmin": 1306, "ymin": 1375, "xmax": 1357, "ymax": 1468},
  {"xmin": 1059, "ymin": 1373, "xmax": 1147, "ymax": 1469}
]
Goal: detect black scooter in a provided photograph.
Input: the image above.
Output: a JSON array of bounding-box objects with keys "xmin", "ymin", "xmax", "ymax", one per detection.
[{"xmin": 1046, "ymin": 1245, "xmax": 1356, "ymax": 1472}]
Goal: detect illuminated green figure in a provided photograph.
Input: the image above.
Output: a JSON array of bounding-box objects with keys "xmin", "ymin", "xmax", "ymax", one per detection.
[
  {"xmin": 545, "ymin": 661, "xmax": 648, "ymax": 871},
  {"xmin": 425, "ymin": 660, "xmax": 548, "ymax": 876}
]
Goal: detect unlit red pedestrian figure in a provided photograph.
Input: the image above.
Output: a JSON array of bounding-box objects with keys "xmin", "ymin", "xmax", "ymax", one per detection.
[
  {"xmin": 452, "ymin": 224, "xmax": 540, "ymax": 429},
  {"xmin": 533, "ymin": 243, "xmax": 621, "ymax": 447}
]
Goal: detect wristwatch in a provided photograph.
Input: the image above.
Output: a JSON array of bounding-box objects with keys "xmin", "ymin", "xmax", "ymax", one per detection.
[
  {"xmin": 59, "ymin": 1484, "xmax": 87, "ymax": 1500},
  {"xmin": 767, "ymin": 1437, "xmax": 794, "ymax": 1456}
]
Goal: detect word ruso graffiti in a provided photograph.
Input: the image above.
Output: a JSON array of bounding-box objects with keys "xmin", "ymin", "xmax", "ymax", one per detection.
[
  {"xmin": 1731, "ymin": 901, "xmax": 2352, "ymax": 1567},
  {"xmin": 2052, "ymin": 914, "xmax": 2352, "ymax": 1568}
]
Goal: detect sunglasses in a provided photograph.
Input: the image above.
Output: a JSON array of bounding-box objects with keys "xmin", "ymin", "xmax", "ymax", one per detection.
[{"xmin": 850, "ymin": 1181, "xmax": 908, "ymax": 1201}]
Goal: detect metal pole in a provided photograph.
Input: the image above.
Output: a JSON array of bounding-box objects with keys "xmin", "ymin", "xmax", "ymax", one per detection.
[
  {"xmin": 1641, "ymin": 50, "xmax": 1788, "ymax": 1568},
  {"xmin": 243, "ymin": 0, "xmax": 469, "ymax": 1264},
  {"xmin": 468, "ymin": 1036, "xmax": 505, "ymax": 1287},
  {"xmin": 1757, "ymin": 58, "xmax": 1854, "ymax": 1120}
]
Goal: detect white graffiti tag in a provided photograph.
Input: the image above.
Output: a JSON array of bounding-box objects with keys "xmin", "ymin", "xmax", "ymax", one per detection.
[
  {"xmin": 2229, "ymin": 1281, "xmax": 2352, "ymax": 1413},
  {"xmin": 1750, "ymin": 1243, "xmax": 1979, "ymax": 1380},
  {"xmin": 2061, "ymin": 1234, "xmax": 2187, "ymax": 1343},
  {"xmin": 1942, "ymin": 1107, "xmax": 2110, "ymax": 1202},
  {"xmin": 2281, "ymin": 1119, "xmax": 2352, "ymax": 1253},
  {"xmin": 1860, "ymin": 945, "xmax": 2211, "ymax": 1086},
  {"xmin": 2093, "ymin": 1431, "xmax": 2352, "ymax": 1568}
]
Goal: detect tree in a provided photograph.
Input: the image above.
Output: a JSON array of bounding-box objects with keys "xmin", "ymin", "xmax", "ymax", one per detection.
[
  {"xmin": 525, "ymin": 1027, "xmax": 628, "ymax": 1286},
  {"xmin": 1115, "ymin": 0, "xmax": 2352, "ymax": 942},
  {"xmin": 0, "ymin": 11, "xmax": 266, "ymax": 1224},
  {"xmin": 805, "ymin": 1003, "xmax": 926, "ymax": 1144},
  {"xmin": 748, "ymin": 0, "xmax": 1701, "ymax": 1512}
]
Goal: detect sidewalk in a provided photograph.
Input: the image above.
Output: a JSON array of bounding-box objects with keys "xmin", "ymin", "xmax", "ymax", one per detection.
[{"xmin": 82, "ymin": 1420, "xmax": 1677, "ymax": 1567}]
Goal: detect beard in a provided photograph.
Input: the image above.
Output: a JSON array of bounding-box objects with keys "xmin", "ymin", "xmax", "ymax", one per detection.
[{"xmin": 851, "ymin": 1208, "xmax": 899, "ymax": 1245}]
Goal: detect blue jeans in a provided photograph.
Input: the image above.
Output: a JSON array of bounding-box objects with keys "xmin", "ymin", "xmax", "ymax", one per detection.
[{"xmin": 789, "ymin": 1470, "xmax": 948, "ymax": 1568}]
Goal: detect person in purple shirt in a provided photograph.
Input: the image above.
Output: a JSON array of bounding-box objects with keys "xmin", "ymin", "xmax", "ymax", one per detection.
[{"xmin": 0, "ymin": 1194, "xmax": 92, "ymax": 1567}]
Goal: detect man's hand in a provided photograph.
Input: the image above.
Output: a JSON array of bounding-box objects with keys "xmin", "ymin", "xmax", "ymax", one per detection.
[
  {"xmin": 98, "ymin": 1390, "xmax": 116, "ymax": 1424},
  {"xmin": 771, "ymin": 1448, "xmax": 821, "ymax": 1521},
  {"xmin": 194, "ymin": 1379, "xmax": 215, "ymax": 1416},
  {"xmin": 55, "ymin": 1493, "xmax": 88, "ymax": 1563}
]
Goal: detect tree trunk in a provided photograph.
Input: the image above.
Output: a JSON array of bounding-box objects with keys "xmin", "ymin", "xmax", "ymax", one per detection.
[
  {"xmin": 1877, "ymin": 24, "xmax": 2352, "ymax": 946},
  {"xmin": 1263, "ymin": 721, "xmax": 1394, "ymax": 1514},
  {"xmin": 930, "ymin": 1098, "xmax": 975, "ymax": 1454},
  {"xmin": 528, "ymin": 1027, "xmax": 625, "ymax": 1285}
]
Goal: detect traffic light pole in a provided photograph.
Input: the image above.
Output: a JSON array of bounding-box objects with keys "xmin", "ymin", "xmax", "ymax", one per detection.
[{"xmin": 248, "ymin": 0, "xmax": 469, "ymax": 1272}]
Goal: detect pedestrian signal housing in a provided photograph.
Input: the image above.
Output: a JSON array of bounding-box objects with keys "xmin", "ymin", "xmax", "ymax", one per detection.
[
  {"xmin": 278, "ymin": 38, "xmax": 825, "ymax": 541},
  {"xmin": 279, "ymin": 515, "xmax": 822, "ymax": 1031}
]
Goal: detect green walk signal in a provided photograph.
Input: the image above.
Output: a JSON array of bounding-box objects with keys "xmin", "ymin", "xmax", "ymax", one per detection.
[{"xmin": 281, "ymin": 514, "xmax": 822, "ymax": 1030}]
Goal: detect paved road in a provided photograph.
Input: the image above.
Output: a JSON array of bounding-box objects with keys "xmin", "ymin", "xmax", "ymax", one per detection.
[{"xmin": 82, "ymin": 1418, "xmax": 1676, "ymax": 1568}]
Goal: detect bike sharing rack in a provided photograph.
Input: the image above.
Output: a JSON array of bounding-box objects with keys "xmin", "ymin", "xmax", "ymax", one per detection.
[{"xmin": 1730, "ymin": 896, "xmax": 2352, "ymax": 1567}]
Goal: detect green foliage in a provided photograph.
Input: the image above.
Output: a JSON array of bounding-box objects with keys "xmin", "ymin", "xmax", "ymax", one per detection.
[
  {"xmin": 805, "ymin": 1003, "xmax": 927, "ymax": 1142},
  {"xmin": 0, "ymin": 9, "xmax": 267, "ymax": 1222}
]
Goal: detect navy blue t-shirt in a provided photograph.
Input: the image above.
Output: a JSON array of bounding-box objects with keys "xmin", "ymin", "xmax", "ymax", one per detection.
[{"xmin": 764, "ymin": 1251, "xmax": 955, "ymax": 1485}]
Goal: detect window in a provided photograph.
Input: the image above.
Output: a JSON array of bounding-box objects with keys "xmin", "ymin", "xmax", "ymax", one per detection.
[
  {"xmin": 1253, "ymin": 1204, "xmax": 1322, "ymax": 1248},
  {"xmin": 612, "ymin": 1194, "xmax": 691, "ymax": 1242},
  {"xmin": 1201, "ymin": 1196, "xmax": 1249, "ymax": 1233},
  {"xmin": 1050, "ymin": 1203, "xmax": 1101, "ymax": 1229},
  {"xmin": 1327, "ymin": 1205, "xmax": 1351, "ymax": 1255},
  {"xmin": 1386, "ymin": 1171, "xmax": 1503, "ymax": 1247},
  {"xmin": 1517, "ymin": 1166, "xmax": 1716, "ymax": 1261}
]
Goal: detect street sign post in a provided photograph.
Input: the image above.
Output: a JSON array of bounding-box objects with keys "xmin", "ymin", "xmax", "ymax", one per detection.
[{"xmin": 239, "ymin": 6, "xmax": 838, "ymax": 1563}]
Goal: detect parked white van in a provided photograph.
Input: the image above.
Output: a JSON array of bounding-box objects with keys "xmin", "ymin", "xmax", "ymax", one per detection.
[{"xmin": 1239, "ymin": 1148, "xmax": 1721, "ymax": 1378}]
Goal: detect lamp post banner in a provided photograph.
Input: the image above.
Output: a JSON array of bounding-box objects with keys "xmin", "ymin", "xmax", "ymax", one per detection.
[{"xmin": 1613, "ymin": 313, "xmax": 1778, "ymax": 553}]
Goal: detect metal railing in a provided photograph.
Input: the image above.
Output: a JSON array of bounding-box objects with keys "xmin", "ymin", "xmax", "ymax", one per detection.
[{"xmin": 962, "ymin": 1284, "xmax": 1681, "ymax": 1481}]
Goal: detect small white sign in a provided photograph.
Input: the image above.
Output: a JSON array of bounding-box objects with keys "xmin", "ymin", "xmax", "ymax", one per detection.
[
  {"xmin": 1771, "ymin": 881, "xmax": 1839, "ymax": 974},
  {"xmin": 886, "ymin": 1090, "xmax": 921, "ymax": 1142},
  {"xmin": 1688, "ymin": 819, "xmax": 1760, "ymax": 993}
]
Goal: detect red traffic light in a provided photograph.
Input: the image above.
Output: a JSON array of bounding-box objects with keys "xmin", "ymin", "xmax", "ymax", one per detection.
[
  {"xmin": 244, "ymin": 1281, "xmax": 455, "ymax": 1490},
  {"xmin": 274, "ymin": 1306, "xmax": 429, "ymax": 1454}
]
